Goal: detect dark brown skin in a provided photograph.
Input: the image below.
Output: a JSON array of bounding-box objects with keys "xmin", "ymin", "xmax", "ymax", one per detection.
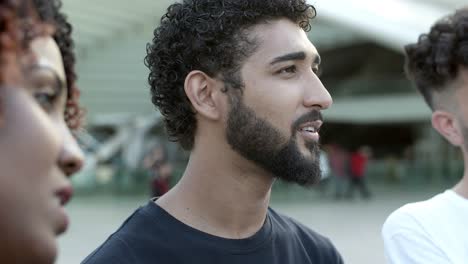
[{"xmin": 0, "ymin": 2, "xmax": 84, "ymax": 263}]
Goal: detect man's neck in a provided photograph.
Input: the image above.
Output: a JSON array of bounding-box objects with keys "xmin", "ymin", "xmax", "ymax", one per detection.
[
  {"xmin": 156, "ymin": 146, "xmax": 274, "ymax": 239},
  {"xmin": 452, "ymin": 152, "xmax": 468, "ymax": 199},
  {"xmin": 453, "ymin": 172, "xmax": 468, "ymax": 199}
]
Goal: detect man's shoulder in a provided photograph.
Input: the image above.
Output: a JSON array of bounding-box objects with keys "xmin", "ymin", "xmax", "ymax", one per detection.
[
  {"xmin": 383, "ymin": 190, "xmax": 451, "ymax": 236},
  {"xmin": 82, "ymin": 233, "xmax": 136, "ymax": 264},
  {"xmin": 382, "ymin": 191, "xmax": 462, "ymax": 263},
  {"xmin": 268, "ymin": 208, "xmax": 343, "ymax": 263},
  {"xmin": 82, "ymin": 201, "xmax": 169, "ymax": 264},
  {"xmin": 268, "ymin": 207, "xmax": 328, "ymax": 240}
]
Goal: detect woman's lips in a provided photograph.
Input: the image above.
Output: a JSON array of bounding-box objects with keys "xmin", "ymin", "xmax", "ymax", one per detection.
[
  {"xmin": 53, "ymin": 185, "xmax": 73, "ymax": 234},
  {"xmin": 55, "ymin": 185, "xmax": 73, "ymax": 206}
]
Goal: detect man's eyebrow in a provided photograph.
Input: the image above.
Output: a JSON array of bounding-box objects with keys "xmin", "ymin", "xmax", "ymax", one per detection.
[
  {"xmin": 270, "ymin": 51, "xmax": 321, "ymax": 65},
  {"xmin": 270, "ymin": 51, "xmax": 306, "ymax": 65}
]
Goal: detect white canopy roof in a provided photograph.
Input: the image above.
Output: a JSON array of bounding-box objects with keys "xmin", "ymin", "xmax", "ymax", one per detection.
[
  {"xmin": 61, "ymin": 0, "xmax": 465, "ymax": 123},
  {"xmin": 314, "ymin": 0, "xmax": 465, "ymax": 52}
]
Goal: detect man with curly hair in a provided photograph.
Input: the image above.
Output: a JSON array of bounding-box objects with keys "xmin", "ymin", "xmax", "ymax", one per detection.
[
  {"xmin": 84, "ymin": 1, "xmax": 343, "ymax": 263},
  {"xmin": 382, "ymin": 8, "xmax": 468, "ymax": 264}
]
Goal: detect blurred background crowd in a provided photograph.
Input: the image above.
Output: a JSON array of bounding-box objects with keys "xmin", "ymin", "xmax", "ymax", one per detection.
[{"xmin": 68, "ymin": 0, "xmax": 464, "ymax": 195}]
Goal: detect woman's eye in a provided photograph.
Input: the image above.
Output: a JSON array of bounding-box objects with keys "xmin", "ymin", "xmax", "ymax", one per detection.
[
  {"xmin": 26, "ymin": 70, "xmax": 62, "ymax": 113},
  {"xmin": 34, "ymin": 91, "xmax": 57, "ymax": 111}
]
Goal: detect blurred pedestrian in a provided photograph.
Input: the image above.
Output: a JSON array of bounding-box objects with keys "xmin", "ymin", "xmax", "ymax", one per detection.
[
  {"xmin": 329, "ymin": 144, "xmax": 349, "ymax": 199},
  {"xmin": 316, "ymin": 147, "xmax": 331, "ymax": 196},
  {"xmin": 143, "ymin": 146, "xmax": 173, "ymax": 197},
  {"xmin": 382, "ymin": 8, "xmax": 468, "ymax": 263},
  {"xmin": 346, "ymin": 146, "xmax": 372, "ymax": 199}
]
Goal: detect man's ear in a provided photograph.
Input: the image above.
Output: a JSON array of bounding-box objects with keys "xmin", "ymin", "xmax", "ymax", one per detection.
[
  {"xmin": 432, "ymin": 110, "xmax": 463, "ymax": 146},
  {"xmin": 184, "ymin": 70, "xmax": 223, "ymax": 121}
]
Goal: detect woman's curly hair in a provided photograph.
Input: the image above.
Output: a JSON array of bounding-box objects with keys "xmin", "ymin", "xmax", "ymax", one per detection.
[
  {"xmin": 145, "ymin": 0, "xmax": 316, "ymax": 150},
  {"xmin": 405, "ymin": 8, "xmax": 468, "ymax": 109},
  {"xmin": 0, "ymin": 0, "xmax": 48, "ymax": 86},
  {"xmin": 33, "ymin": 0, "xmax": 84, "ymax": 130}
]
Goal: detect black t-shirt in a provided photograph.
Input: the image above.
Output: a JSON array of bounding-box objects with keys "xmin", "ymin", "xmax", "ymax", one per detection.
[{"xmin": 82, "ymin": 201, "xmax": 343, "ymax": 264}]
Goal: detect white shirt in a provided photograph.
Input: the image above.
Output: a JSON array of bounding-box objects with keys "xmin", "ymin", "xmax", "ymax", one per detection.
[{"xmin": 382, "ymin": 190, "xmax": 468, "ymax": 264}]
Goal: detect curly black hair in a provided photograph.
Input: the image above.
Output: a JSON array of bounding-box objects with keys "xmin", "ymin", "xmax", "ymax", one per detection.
[
  {"xmin": 33, "ymin": 0, "xmax": 83, "ymax": 129},
  {"xmin": 0, "ymin": 0, "xmax": 49, "ymax": 86},
  {"xmin": 0, "ymin": 0, "xmax": 28, "ymax": 85},
  {"xmin": 145, "ymin": 0, "xmax": 316, "ymax": 150},
  {"xmin": 405, "ymin": 8, "xmax": 468, "ymax": 110}
]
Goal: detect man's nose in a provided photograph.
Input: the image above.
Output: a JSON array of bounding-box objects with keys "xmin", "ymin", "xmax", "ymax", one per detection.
[{"xmin": 303, "ymin": 75, "xmax": 332, "ymax": 110}]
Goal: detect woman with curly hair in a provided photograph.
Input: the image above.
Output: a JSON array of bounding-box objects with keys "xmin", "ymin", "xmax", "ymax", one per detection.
[
  {"xmin": 383, "ymin": 7, "xmax": 468, "ymax": 264},
  {"xmin": 0, "ymin": 0, "xmax": 84, "ymax": 263}
]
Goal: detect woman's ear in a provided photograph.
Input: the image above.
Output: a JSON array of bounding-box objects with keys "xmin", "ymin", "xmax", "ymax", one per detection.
[
  {"xmin": 432, "ymin": 110, "xmax": 463, "ymax": 146},
  {"xmin": 184, "ymin": 70, "xmax": 224, "ymax": 121}
]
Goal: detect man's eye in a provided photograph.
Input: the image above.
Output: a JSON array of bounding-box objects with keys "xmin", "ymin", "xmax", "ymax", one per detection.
[
  {"xmin": 278, "ymin": 65, "xmax": 297, "ymax": 74},
  {"xmin": 313, "ymin": 66, "xmax": 322, "ymax": 76}
]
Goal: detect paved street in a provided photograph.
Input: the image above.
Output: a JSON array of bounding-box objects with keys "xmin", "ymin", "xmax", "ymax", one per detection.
[{"xmin": 57, "ymin": 183, "xmax": 449, "ymax": 264}]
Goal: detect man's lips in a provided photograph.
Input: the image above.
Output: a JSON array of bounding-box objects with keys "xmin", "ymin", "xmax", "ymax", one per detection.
[
  {"xmin": 292, "ymin": 110, "xmax": 324, "ymax": 133},
  {"xmin": 296, "ymin": 120, "xmax": 322, "ymax": 142},
  {"xmin": 298, "ymin": 120, "xmax": 323, "ymax": 133}
]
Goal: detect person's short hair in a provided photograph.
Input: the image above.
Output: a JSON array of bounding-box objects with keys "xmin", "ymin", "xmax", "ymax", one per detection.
[
  {"xmin": 405, "ymin": 8, "xmax": 468, "ymax": 110},
  {"xmin": 34, "ymin": 0, "xmax": 84, "ymax": 129},
  {"xmin": 145, "ymin": 0, "xmax": 316, "ymax": 150}
]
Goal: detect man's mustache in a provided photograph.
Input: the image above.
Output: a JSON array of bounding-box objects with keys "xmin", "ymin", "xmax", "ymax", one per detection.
[{"xmin": 292, "ymin": 110, "xmax": 323, "ymax": 132}]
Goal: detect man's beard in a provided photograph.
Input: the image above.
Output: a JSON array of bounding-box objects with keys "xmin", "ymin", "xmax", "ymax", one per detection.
[{"xmin": 226, "ymin": 95, "xmax": 322, "ymax": 186}]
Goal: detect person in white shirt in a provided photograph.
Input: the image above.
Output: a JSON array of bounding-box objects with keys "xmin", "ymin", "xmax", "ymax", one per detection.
[{"xmin": 382, "ymin": 7, "xmax": 468, "ymax": 264}]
